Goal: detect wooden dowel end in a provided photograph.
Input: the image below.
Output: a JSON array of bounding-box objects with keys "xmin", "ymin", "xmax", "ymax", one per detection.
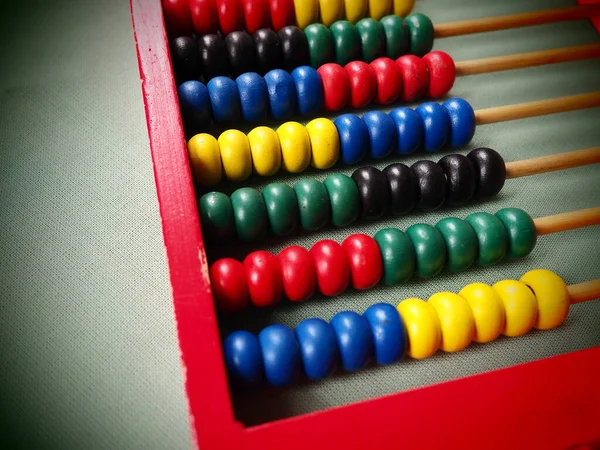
[
  {"xmin": 568, "ymin": 280, "xmax": 600, "ymax": 304},
  {"xmin": 534, "ymin": 207, "xmax": 600, "ymax": 236},
  {"xmin": 505, "ymin": 147, "xmax": 600, "ymax": 179}
]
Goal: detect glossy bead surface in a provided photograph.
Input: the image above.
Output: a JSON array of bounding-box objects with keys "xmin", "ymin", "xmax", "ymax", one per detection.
[
  {"xmin": 262, "ymin": 182, "xmax": 299, "ymax": 236},
  {"xmin": 223, "ymin": 331, "xmax": 263, "ymax": 386},
  {"xmin": 438, "ymin": 154, "xmax": 476, "ymax": 205},
  {"xmin": 236, "ymin": 72, "xmax": 268, "ymax": 122},
  {"xmin": 310, "ymin": 240, "xmax": 350, "ymax": 296},
  {"xmin": 334, "ymin": 114, "xmax": 369, "ymax": 164},
  {"xmin": 393, "ymin": 0, "xmax": 415, "ymax": 16},
  {"xmin": 292, "ymin": 66, "xmax": 324, "ymax": 116},
  {"xmin": 188, "ymin": 133, "xmax": 222, "ymax": 187},
  {"xmin": 295, "ymin": 318, "xmax": 337, "ymax": 380},
  {"xmin": 395, "ymin": 55, "xmax": 428, "ymax": 102},
  {"xmin": 381, "ymin": 15, "xmax": 409, "ymax": 59},
  {"xmin": 416, "ymin": 102, "xmax": 451, "ymax": 152},
  {"xmin": 278, "ymin": 246, "xmax": 316, "ymax": 302},
  {"xmin": 344, "ymin": 0, "xmax": 368, "ymax": 23},
  {"xmin": 370, "ymin": 57, "xmax": 402, "ymax": 105},
  {"xmin": 244, "ymin": 0, "xmax": 271, "ymax": 34},
  {"xmin": 294, "ymin": 179, "xmax": 331, "ymax": 231},
  {"xmin": 406, "ymin": 223, "xmax": 446, "ymax": 278},
  {"xmin": 458, "ymin": 283, "xmax": 506, "ymax": 344},
  {"xmin": 368, "ymin": 0, "xmax": 392, "ymax": 20},
  {"xmin": 259, "ymin": 324, "xmax": 301, "ymax": 386},
  {"xmin": 178, "ymin": 81, "xmax": 211, "ymax": 132},
  {"xmin": 411, "ymin": 160, "xmax": 447, "ymax": 211},
  {"xmin": 406, "ymin": 13, "xmax": 434, "ymax": 56},
  {"xmin": 442, "ymin": 98, "xmax": 476, "ymax": 148},
  {"xmin": 331, "ymin": 311, "xmax": 373, "ymax": 371},
  {"xmin": 277, "ymin": 122, "xmax": 312, "ymax": 173},
  {"xmin": 397, "ymin": 298, "xmax": 441, "ymax": 359},
  {"xmin": 323, "ymin": 174, "xmax": 360, "ymax": 227},
  {"xmin": 319, "ymin": 0, "xmax": 345, "ymax": 26},
  {"xmin": 278, "ymin": 26, "xmax": 309, "ymax": 71},
  {"xmin": 435, "ymin": 218, "xmax": 477, "ymax": 273},
  {"xmin": 190, "ymin": 0, "xmax": 219, "ymax": 34},
  {"xmin": 342, "ymin": 234, "xmax": 383, "ymax": 289},
  {"xmin": 306, "ymin": 118, "xmax": 340, "ymax": 169},
  {"xmin": 245, "ymin": 251, "xmax": 283, "ymax": 307},
  {"xmin": 198, "ymin": 192, "xmax": 235, "ymax": 242},
  {"xmin": 210, "ymin": 258, "xmax": 249, "ymax": 313},
  {"xmin": 492, "ymin": 280, "xmax": 538, "ymax": 337},
  {"xmin": 373, "ymin": 228, "xmax": 415, "ymax": 285},
  {"xmin": 231, "ymin": 187, "xmax": 268, "ymax": 241},
  {"xmin": 331, "ymin": 21, "xmax": 362, "ymax": 66},
  {"xmin": 270, "ymin": 0, "xmax": 296, "ymax": 31},
  {"xmin": 170, "ymin": 37, "xmax": 200, "ymax": 82},
  {"xmin": 465, "ymin": 212, "xmax": 508, "ymax": 266},
  {"xmin": 217, "ymin": 0, "xmax": 245, "ymax": 35},
  {"xmin": 247, "ymin": 126, "xmax": 281, "ymax": 176},
  {"xmin": 389, "ymin": 107, "xmax": 424, "ymax": 154},
  {"xmin": 356, "ymin": 18, "xmax": 386, "ymax": 62},
  {"xmin": 305, "ymin": 24, "xmax": 335, "ymax": 68},
  {"xmin": 225, "ymin": 31, "xmax": 257, "ymax": 77},
  {"xmin": 383, "ymin": 163, "xmax": 417, "ymax": 216},
  {"xmin": 364, "ymin": 303, "xmax": 406, "ymax": 365},
  {"xmin": 467, "ymin": 147, "xmax": 507, "ymax": 199},
  {"xmin": 163, "ymin": 0, "xmax": 193, "ymax": 36},
  {"xmin": 495, "ymin": 208, "xmax": 537, "ymax": 259},
  {"xmin": 318, "ymin": 63, "xmax": 351, "ymax": 111},
  {"xmin": 218, "ymin": 130, "xmax": 252, "ymax": 182},
  {"xmin": 428, "ymin": 292, "xmax": 475, "ymax": 352},
  {"xmin": 422, "ymin": 51, "xmax": 456, "ymax": 98},
  {"xmin": 520, "ymin": 269, "xmax": 569, "ymax": 330},
  {"xmin": 199, "ymin": 34, "xmax": 229, "ymax": 81},
  {"xmin": 253, "ymin": 29, "xmax": 283, "ymax": 74},
  {"xmin": 363, "ymin": 110, "xmax": 396, "ymax": 159},
  {"xmin": 294, "ymin": 0, "xmax": 319, "ymax": 29},
  {"xmin": 345, "ymin": 61, "xmax": 377, "ymax": 108},
  {"xmin": 352, "ymin": 166, "xmax": 389, "ymax": 220},
  {"xmin": 264, "ymin": 69, "xmax": 297, "ymax": 120},
  {"xmin": 207, "ymin": 76, "xmax": 241, "ymax": 124}
]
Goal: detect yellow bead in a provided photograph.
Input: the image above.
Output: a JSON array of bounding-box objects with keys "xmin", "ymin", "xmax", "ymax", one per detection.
[
  {"xmin": 393, "ymin": 0, "xmax": 415, "ymax": 17},
  {"xmin": 218, "ymin": 130, "xmax": 252, "ymax": 182},
  {"xmin": 492, "ymin": 280, "xmax": 538, "ymax": 337},
  {"xmin": 276, "ymin": 122, "xmax": 312, "ymax": 174},
  {"xmin": 187, "ymin": 133, "xmax": 222, "ymax": 187},
  {"xmin": 247, "ymin": 126, "xmax": 282, "ymax": 177},
  {"xmin": 459, "ymin": 283, "xmax": 506, "ymax": 344},
  {"xmin": 319, "ymin": 0, "xmax": 345, "ymax": 26},
  {"xmin": 294, "ymin": 0, "xmax": 319, "ymax": 28},
  {"xmin": 520, "ymin": 269, "xmax": 570, "ymax": 330},
  {"xmin": 368, "ymin": 0, "xmax": 391, "ymax": 20},
  {"xmin": 427, "ymin": 292, "xmax": 475, "ymax": 352},
  {"xmin": 344, "ymin": 0, "xmax": 367, "ymax": 23},
  {"xmin": 397, "ymin": 298, "xmax": 441, "ymax": 359},
  {"xmin": 305, "ymin": 118, "xmax": 340, "ymax": 170}
]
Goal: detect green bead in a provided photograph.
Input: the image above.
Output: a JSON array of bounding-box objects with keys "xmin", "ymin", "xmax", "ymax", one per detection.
[
  {"xmin": 406, "ymin": 13, "xmax": 434, "ymax": 57},
  {"xmin": 435, "ymin": 218, "xmax": 478, "ymax": 273},
  {"xmin": 198, "ymin": 192, "xmax": 235, "ymax": 243},
  {"xmin": 293, "ymin": 179, "xmax": 330, "ymax": 231},
  {"xmin": 374, "ymin": 228, "xmax": 416, "ymax": 285},
  {"xmin": 495, "ymin": 208, "xmax": 537, "ymax": 259},
  {"xmin": 323, "ymin": 173, "xmax": 359, "ymax": 227},
  {"xmin": 230, "ymin": 187, "xmax": 267, "ymax": 242},
  {"xmin": 305, "ymin": 23, "xmax": 335, "ymax": 68},
  {"xmin": 330, "ymin": 21, "xmax": 362, "ymax": 66},
  {"xmin": 465, "ymin": 212, "xmax": 508, "ymax": 266},
  {"xmin": 406, "ymin": 223, "xmax": 446, "ymax": 278},
  {"xmin": 356, "ymin": 18, "xmax": 386, "ymax": 63},
  {"xmin": 381, "ymin": 15, "xmax": 409, "ymax": 59},
  {"xmin": 262, "ymin": 183, "xmax": 299, "ymax": 237}
]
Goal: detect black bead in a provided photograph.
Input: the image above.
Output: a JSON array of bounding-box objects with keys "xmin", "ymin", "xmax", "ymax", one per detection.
[
  {"xmin": 170, "ymin": 36, "xmax": 200, "ymax": 82},
  {"xmin": 278, "ymin": 26, "xmax": 309, "ymax": 72},
  {"xmin": 198, "ymin": 34, "xmax": 229, "ymax": 81},
  {"xmin": 438, "ymin": 154, "xmax": 476, "ymax": 205},
  {"xmin": 225, "ymin": 31, "xmax": 257, "ymax": 78},
  {"xmin": 411, "ymin": 160, "xmax": 447, "ymax": 211},
  {"xmin": 383, "ymin": 163, "xmax": 417, "ymax": 216},
  {"xmin": 253, "ymin": 29, "xmax": 283, "ymax": 75},
  {"xmin": 351, "ymin": 167, "xmax": 390, "ymax": 220},
  {"xmin": 467, "ymin": 148, "xmax": 506, "ymax": 199}
]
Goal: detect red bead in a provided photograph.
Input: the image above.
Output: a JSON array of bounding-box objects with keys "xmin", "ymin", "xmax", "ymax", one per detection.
[
  {"xmin": 318, "ymin": 63, "xmax": 351, "ymax": 111},
  {"xmin": 190, "ymin": 0, "xmax": 219, "ymax": 34},
  {"xmin": 270, "ymin": 0, "xmax": 296, "ymax": 31},
  {"xmin": 345, "ymin": 61, "xmax": 377, "ymax": 108},
  {"xmin": 370, "ymin": 57, "xmax": 402, "ymax": 105},
  {"xmin": 244, "ymin": 0, "xmax": 271, "ymax": 34},
  {"xmin": 244, "ymin": 251, "xmax": 283, "ymax": 307},
  {"xmin": 341, "ymin": 234, "xmax": 383, "ymax": 290},
  {"xmin": 278, "ymin": 246, "xmax": 317, "ymax": 302},
  {"xmin": 217, "ymin": 0, "xmax": 245, "ymax": 35},
  {"xmin": 210, "ymin": 258, "xmax": 249, "ymax": 313},
  {"xmin": 422, "ymin": 51, "xmax": 456, "ymax": 98},
  {"xmin": 395, "ymin": 55, "xmax": 429, "ymax": 102},
  {"xmin": 163, "ymin": 0, "xmax": 193, "ymax": 36},
  {"xmin": 310, "ymin": 240, "xmax": 350, "ymax": 297}
]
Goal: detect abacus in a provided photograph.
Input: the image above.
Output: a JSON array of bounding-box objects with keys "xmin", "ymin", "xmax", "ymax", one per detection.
[{"xmin": 131, "ymin": 1, "xmax": 600, "ymax": 449}]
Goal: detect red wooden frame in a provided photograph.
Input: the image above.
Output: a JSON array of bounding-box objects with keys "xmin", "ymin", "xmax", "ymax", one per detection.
[{"xmin": 130, "ymin": 1, "xmax": 600, "ymax": 448}]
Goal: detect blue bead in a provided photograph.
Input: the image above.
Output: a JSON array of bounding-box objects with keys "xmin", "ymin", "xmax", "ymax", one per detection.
[
  {"xmin": 443, "ymin": 98, "xmax": 476, "ymax": 148},
  {"xmin": 362, "ymin": 111, "xmax": 397, "ymax": 159},
  {"xmin": 223, "ymin": 331, "xmax": 264, "ymax": 387},
  {"xmin": 236, "ymin": 72, "xmax": 268, "ymax": 122},
  {"xmin": 207, "ymin": 76, "xmax": 241, "ymax": 125},
  {"xmin": 291, "ymin": 66, "xmax": 324, "ymax": 117},
  {"xmin": 330, "ymin": 311, "xmax": 373, "ymax": 371},
  {"xmin": 295, "ymin": 318, "xmax": 338, "ymax": 380},
  {"xmin": 333, "ymin": 114, "xmax": 370, "ymax": 165},
  {"xmin": 363, "ymin": 303, "xmax": 406, "ymax": 365},
  {"xmin": 264, "ymin": 69, "xmax": 297, "ymax": 120},
  {"xmin": 416, "ymin": 102, "xmax": 451, "ymax": 153},
  {"xmin": 389, "ymin": 107, "xmax": 424, "ymax": 155},
  {"xmin": 258, "ymin": 324, "xmax": 301, "ymax": 387},
  {"xmin": 178, "ymin": 80, "xmax": 212, "ymax": 130}
]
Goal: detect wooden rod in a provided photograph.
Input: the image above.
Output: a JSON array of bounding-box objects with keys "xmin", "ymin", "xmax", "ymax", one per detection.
[
  {"xmin": 568, "ymin": 280, "xmax": 600, "ymax": 304},
  {"xmin": 534, "ymin": 207, "xmax": 600, "ymax": 236},
  {"xmin": 455, "ymin": 43, "xmax": 600, "ymax": 77},
  {"xmin": 434, "ymin": 5, "xmax": 600, "ymax": 38},
  {"xmin": 505, "ymin": 147, "xmax": 600, "ymax": 179},
  {"xmin": 474, "ymin": 92, "xmax": 600, "ymax": 125}
]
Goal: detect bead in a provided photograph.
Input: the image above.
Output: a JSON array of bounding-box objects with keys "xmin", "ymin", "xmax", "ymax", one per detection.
[
  {"xmin": 370, "ymin": 58, "xmax": 402, "ymax": 105},
  {"xmin": 344, "ymin": 0, "xmax": 367, "ymax": 23},
  {"xmin": 270, "ymin": 0, "xmax": 296, "ymax": 31},
  {"xmin": 330, "ymin": 21, "xmax": 362, "ymax": 66},
  {"xmin": 323, "ymin": 174, "xmax": 360, "ymax": 227},
  {"xmin": 190, "ymin": 0, "xmax": 219, "ymax": 34},
  {"xmin": 244, "ymin": 0, "xmax": 271, "ymax": 34},
  {"xmin": 364, "ymin": 303, "xmax": 406, "ymax": 365},
  {"xmin": 435, "ymin": 218, "xmax": 477, "ymax": 273},
  {"xmin": 368, "ymin": 0, "xmax": 391, "ymax": 20},
  {"xmin": 520, "ymin": 269, "xmax": 569, "ymax": 330},
  {"xmin": 393, "ymin": 0, "xmax": 415, "ymax": 17},
  {"xmin": 293, "ymin": 179, "xmax": 331, "ymax": 231},
  {"xmin": 247, "ymin": 126, "xmax": 282, "ymax": 176},
  {"xmin": 170, "ymin": 37, "xmax": 200, "ymax": 82},
  {"xmin": 295, "ymin": 318, "xmax": 337, "ymax": 380},
  {"xmin": 305, "ymin": 24, "xmax": 335, "ymax": 68},
  {"xmin": 245, "ymin": 251, "xmax": 284, "ymax": 307},
  {"xmin": 163, "ymin": 0, "xmax": 193, "ymax": 36},
  {"xmin": 442, "ymin": 98, "xmax": 476, "ymax": 148},
  {"xmin": 277, "ymin": 122, "xmax": 312, "ymax": 173},
  {"xmin": 363, "ymin": 111, "xmax": 397, "ymax": 159},
  {"xmin": 373, "ymin": 228, "xmax": 415, "ymax": 285},
  {"xmin": 342, "ymin": 234, "xmax": 383, "ymax": 289},
  {"xmin": 396, "ymin": 298, "xmax": 441, "ymax": 359},
  {"xmin": 207, "ymin": 77, "xmax": 241, "ymax": 124},
  {"xmin": 310, "ymin": 240, "xmax": 350, "ymax": 296},
  {"xmin": 223, "ymin": 331, "xmax": 263, "ymax": 386},
  {"xmin": 406, "ymin": 13, "xmax": 434, "ymax": 56},
  {"xmin": 383, "ymin": 163, "xmax": 417, "ymax": 216},
  {"xmin": 264, "ymin": 69, "xmax": 297, "ymax": 120},
  {"xmin": 198, "ymin": 192, "xmax": 235, "ymax": 242},
  {"xmin": 188, "ymin": 133, "xmax": 222, "ymax": 187},
  {"xmin": 334, "ymin": 114, "xmax": 370, "ymax": 164},
  {"xmin": 319, "ymin": 0, "xmax": 345, "ymax": 26},
  {"xmin": 225, "ymin": 31, "xmax": 257, "ymax": 77},
  {"xmin": 178, "ymin": 81, "xmax": 211, "ymax": 131},
  {"xmin": 438, "ymin": 154, "xmax": 476, "ymax": 205},
  {"xmin": 210, "ymin": 258, "xmax": 249, "ymax": 313},
  {"xmin": 467, "ymin": 147, "xmax": 507, "ymax": 199},
  {"xmin": 411, "ymin": 160, "xmax": 447, "ymax": 211},
  {"xmin": 428, "ymin": 292, "xmax": 475, "ymax": 352},
  {"xmin": 231, "ymin": 188, "xmax": 268, "ymax": 241},
  {"xmin": 495, "ymin": 208, "xmax": 537, "ymax": 259},
  {"xmin": 199, "ymin": 34, "xmax": 229, "ymax": 81},
  {"xmin": 218, "ymin": 129, "xmax": 252, "ymax": 182},
  {"xmin": 389, "ymin": 107, "xmax": 424, "ymax": 154},
  {"xmin": 352, "ymin": 167, "xmax": 389, "ymax": 220},
  {"xmin": 345, "ymin": 61, "xmax": 377, "ymax": 108},
  {"xmin": 356, "ymin": 18, "xmax": 386, "ymax": 62},
  {"xmin": 492, "ymin": 280, "xmax": 538, "ymax": 337},
  {"xmin": 406, "ymin": 223, "xmax": 446, "ymax": 278},
  {"xmin": 253, "ymin": 29, "xmax": 283, "ymax": 75},
  {"xmin": 236, "ymin": 73, "xmax": 268, "ymax": 122},
  {"xmin": 465, "ymin": 212, "xmax": 509, "ymax": 266},
  {"xmin": 330, "ymin": 311, "xmax": 373, "ymax": 371},
  {"xmin": 395, "ymin": 55, "xmax": 428, "ymax": 102},
  {"xmin": 381, "ymin": 15, "xmax": 409, "ymax": 59},
  {"xmin": 416, "ymin": 101, "xmax": 451, "ymax": 153},
  {"xmin": 306, "ymin": 118, "xmax": 340, "ymax": 169},
  {"xmin": 291, "ymin": 66, "xmax": 324, "ymax": 116},
  {"xmin": 217, "ymin": 0, "xmax": 245, "ymax": 35},
  {"xmin": 262, "ymin": 182, "xmax": 299, "ymax": 236},
  {"xmin": 318, "ymin": 63, "xmax": 351, "ymax": 111},
  {"xmin": 259, "ymin": 324, "xmax": 301, "ymax": 386},
  {"xmin": 458, "ymin": 283, "xmax": 506, "ymax": 344},
  {"xmin": 278, "ymin": 26, "xmax": 310, "ymax": 71},
  {"xmin": 422, "ymin": 51, "xmax": 456, "ymax": 98},
  {"xmin": 294, "ymin": 0, "xmax": 319, "ymax": 28},
  {"xmin": 278, "ymin": 246, "xmax": 316, "ymax": 301}
]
